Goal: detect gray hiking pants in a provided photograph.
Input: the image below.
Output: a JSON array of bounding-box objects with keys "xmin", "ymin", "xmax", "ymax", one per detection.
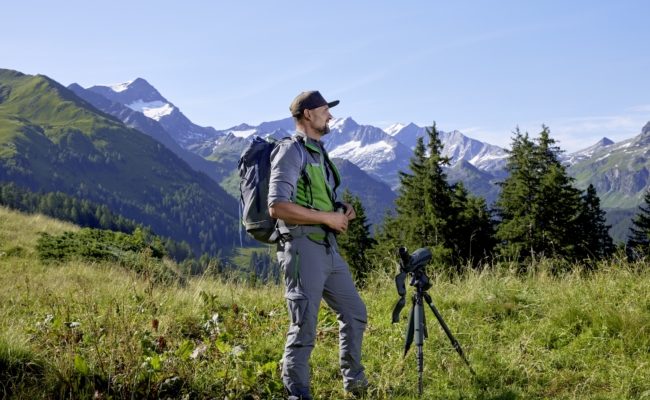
[{"xmin": 277, "ymin": 227, "xmax": 367, "ymax": 399}]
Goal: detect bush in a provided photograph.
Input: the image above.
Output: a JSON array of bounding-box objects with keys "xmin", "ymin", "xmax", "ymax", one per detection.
[{"xmin": 36, "ymin": 227, "xmax": 183, "ymax": 284}]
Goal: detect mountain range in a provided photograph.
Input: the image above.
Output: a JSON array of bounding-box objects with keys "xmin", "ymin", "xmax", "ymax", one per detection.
[
  {"xmin": 2, "ymin": 68, "xmax": 650, "ymax": 246},
  {"xmin": 73, "ymin": 80, "xmax": 404, "ymax": 225},
  {"xmin": 79, "ymin": 77, "xmax": 650, "ymax": 242}
]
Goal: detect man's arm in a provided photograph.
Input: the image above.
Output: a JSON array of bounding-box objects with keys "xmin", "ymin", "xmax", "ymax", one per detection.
[
  {"xmin": 269, "ymin": 201, "xmax": 349, "ymax": 233},
  {"xmin": 268, "ymin": 139, "xmax": 351, "ymax": 233}
]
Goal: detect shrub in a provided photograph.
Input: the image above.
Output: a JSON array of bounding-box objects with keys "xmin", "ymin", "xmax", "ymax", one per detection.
[{"xmin": 36, "ymin": 227, "xmax": 183, "ymax": 284}]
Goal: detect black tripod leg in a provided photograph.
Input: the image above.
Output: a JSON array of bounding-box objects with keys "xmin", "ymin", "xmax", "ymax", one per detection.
[
  {"xmin": 423, "ymin": 293, "xmax": 476, "ymax": 376},
  {"xmin": 403, "ymin": 298, "xmax": 415, "ymax": 356},
  {"xmin": 414, "ymin": 299, "xmax": 425, "ymax": 396}
]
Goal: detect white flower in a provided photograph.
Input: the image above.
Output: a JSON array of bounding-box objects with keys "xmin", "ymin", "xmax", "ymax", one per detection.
[
  {"xmin": 191, "ymin": 344, "xmax": 208, "ymax": 360},
  {"xmin": 231, "ymin": 345, "xmax": 244, "ymax": 357}
]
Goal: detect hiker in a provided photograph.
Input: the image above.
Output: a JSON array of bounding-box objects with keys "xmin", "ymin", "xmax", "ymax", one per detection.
[{"xmin": 268, "ymin": 91, "xmax": 368, "ymax": 399}]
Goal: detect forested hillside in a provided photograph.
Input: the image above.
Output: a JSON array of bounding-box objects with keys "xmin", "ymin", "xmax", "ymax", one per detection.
[{"xmin": 0, "ymin": 69, "xmax": 239, "ymax": 256}]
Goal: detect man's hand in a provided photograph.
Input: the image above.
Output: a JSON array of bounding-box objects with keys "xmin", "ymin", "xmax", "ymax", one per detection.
[
  {"xmin": 325, "ymin": 211, "xmax": 349, "ymax": 233},
  {"xmin": 343, "ymin": 202, "xmax": 356, "ymax": 220}
]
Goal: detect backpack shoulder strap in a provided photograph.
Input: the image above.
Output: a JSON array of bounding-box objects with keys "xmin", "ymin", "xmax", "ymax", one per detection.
[
  {"xmin": 272, "ymin": 135, "xmax": 310, "ymax": 241},
  {"xmin": 288, "ymin": 134, "xmax": 308, "ymax": 173}
]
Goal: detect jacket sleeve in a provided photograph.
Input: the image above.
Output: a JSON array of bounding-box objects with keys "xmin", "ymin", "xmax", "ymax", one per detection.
[{"xmin": 268, "ymin": 141, "xmax": 302, "ymax": 207}]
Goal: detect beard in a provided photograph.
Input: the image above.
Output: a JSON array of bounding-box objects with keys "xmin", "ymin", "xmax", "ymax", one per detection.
[{"xmin": 316, "ymin": 123, "xmax": 330, "ymax": 135}]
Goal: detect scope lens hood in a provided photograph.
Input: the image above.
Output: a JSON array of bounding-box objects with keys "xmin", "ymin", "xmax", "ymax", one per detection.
[{"xmin": 409, "ymin": 247, "xmax": 432, "ymax": 270}]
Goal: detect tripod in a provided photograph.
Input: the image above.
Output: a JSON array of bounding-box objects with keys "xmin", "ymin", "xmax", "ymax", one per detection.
[{"xmin": 392, "ymin": 247, "xmax": 476, "ymax": 396}]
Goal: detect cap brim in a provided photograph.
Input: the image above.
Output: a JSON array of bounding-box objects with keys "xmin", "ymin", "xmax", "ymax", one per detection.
[{"xmin": 327, "ymin": 100, "xmax": 340, "ymax": 108}]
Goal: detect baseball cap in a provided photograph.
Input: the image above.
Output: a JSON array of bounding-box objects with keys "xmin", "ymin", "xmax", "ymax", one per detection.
[{"xmin": 290, "ymin": 91, "xmax": 339, "ymax": 117}]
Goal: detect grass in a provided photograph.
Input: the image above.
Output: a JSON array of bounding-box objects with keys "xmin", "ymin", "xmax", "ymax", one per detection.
[{"xmin": 2, "ymin": 206, "xmax": 650, "ymax": 398}]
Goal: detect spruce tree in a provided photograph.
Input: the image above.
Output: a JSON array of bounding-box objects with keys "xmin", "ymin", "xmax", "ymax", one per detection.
[
  {"xmin": 533, "ymin": 127, "xmax": 583, "ymax": 258},
  {"xmin": 377, "ymin": 124, "xmax": 454, "ymax": 264},
  {"xmin": 575, "ymin": 184, "xmax": 614, "ymax": 260},
  {"xmin": 627, "ymin": 189, "xmax": 650, "ymax": 257},
  {"xmin": 494, "ymin": 129, "xmax": 540, "ymax": 260},
  {"xmin": 337, "ymin": 189, "xmax": 376, "ymax": 287},
  {"xmin": 393, "ymin": 135, "xmax": 430, "ymax": 247},
  {"xmin": 376, "ymin": 122, "xmax": 494, "ymax": 268},
  {"xmin": 535, "ymin": 163, "xmax": 582, "ymax": 257},
  {"xmin": 448, "ymin": 183, "xmax": 495, "ymax": 266},
  {"xmin": 495, "ymin": 127, "xmax": 586, "ymax": 262},
  {"xmin": 374, "ymin": 135, "xmax": 426, "ymax": 259}
]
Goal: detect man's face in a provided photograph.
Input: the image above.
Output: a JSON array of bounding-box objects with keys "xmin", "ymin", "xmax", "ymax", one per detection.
[{"xmin": 305, "ymin": 105, "xmax": 333, "ymax": 135}]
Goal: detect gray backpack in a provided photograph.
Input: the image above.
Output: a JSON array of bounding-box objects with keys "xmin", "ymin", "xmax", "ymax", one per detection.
[{"xmin": 238, "ymin": 135, "xmax": 305, "ymax": 244}]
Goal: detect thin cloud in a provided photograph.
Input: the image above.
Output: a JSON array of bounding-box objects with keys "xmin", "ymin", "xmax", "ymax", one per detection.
[
  {"xmin": 443, "ymin": 106, "xmax": 649, "ymax": 153},
  {"xmin": 518, "ymin": 112, "xmax": 649, "ymax": 153},
  {"xmin": 628, "ymin": 104, "xmax": 650, "ymax": 113}
]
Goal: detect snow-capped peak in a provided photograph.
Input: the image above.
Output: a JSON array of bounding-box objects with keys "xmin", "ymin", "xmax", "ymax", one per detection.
[
  {"xmin": 329, "ymin": 117, "xmax": 358, "ymax": 131},
  {"xmin": 384, "ymin": 123, "xmax": 406, "ymax": 136},
  {"xmin": 126, "ymin": 100, "xmax": 175, "ymax": 120},
  {"xmin": 329, "ymin": 117, "xmax": 345, "ymax": 129},
  {"xmin": 109, "ymin": 80, "xmax": 135, "ymax": 93},
  {"xmin": 227, "ymin": 128, "xmax": 257, "ymax": 138},
  {"xmin": 89, "ymin": 77, "xmax": 167, "ymax": 106},
  {"xmin": 564, "ymin": 137, "xmax": 616, "ymax": 165}
]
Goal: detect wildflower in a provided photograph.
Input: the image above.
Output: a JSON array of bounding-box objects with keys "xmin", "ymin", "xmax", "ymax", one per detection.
[
  {"xmin": 231, "ymin": 345, "xmax": 244, "ymax": 357},
  {"xmin": 191, "ymin": 343, "xmax": 208, "ymax": 360}
]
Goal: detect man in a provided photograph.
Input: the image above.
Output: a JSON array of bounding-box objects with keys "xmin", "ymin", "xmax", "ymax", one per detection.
[{"xmin": 268, "ymin": 91, "xmax": 368, "ymax": 399}]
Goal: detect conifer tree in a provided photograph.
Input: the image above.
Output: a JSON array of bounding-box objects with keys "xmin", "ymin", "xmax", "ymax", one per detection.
[
  {"xmin": 421, "ymin": 122, "xmax": 454, "ymax": 250},
  {"xmin": 533, "ymin": 128, "xmax": 584, "ymax": 257},
  {"xmin": 337, "ymin": 189, "xmax": 376, "ymax": 287},
  {"xmin": 377, "ymin": 124, "xmax": 454, "ymax": 263},
  {"xmin": 376, "ymin": 123, "xmax": 494, "ymax": 268},
  {"xmin": 627, "ymin": 189, "xmax": 650, "ymax": 257},
  {"xmin": 575, "ymin": 184, "xmax": 614, "ymax": 260},
  {"xmin": 448, "ymin": 183, "xmax": 495, "ymax": 266},
  {"xmin": 392, "ymin": 135, "xmax": 430, "ymax": 247},
  {"xmin": 535, "ymin": 163, "xmax": 582, "ymax": 257},
  {"xmin": 494, "ymin": 129, "xmax": 540, "ymax": 259},
  {"xmin": 495, "ymin": 126, "xmax": 587, "ymax": 261}
]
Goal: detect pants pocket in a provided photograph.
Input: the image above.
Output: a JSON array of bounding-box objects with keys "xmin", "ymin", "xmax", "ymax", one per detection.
[
  {"xmin": 286, "ymin": 292, "xmax": 309, "ymax": 326},
  {"xmin": 278, "ymin": 243, "xmax": 300, "ymax": 280}
]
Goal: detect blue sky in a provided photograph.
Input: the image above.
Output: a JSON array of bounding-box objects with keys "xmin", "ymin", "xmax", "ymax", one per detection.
[{"xmin": 3, "ymin": 0, "xmax": 649, "ymax": 152}]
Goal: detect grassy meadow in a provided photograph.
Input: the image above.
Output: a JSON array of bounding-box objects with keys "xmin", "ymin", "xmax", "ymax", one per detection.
[{"xmin": 1, "ymin": 206, "xmax": 650, "ymax": 399}]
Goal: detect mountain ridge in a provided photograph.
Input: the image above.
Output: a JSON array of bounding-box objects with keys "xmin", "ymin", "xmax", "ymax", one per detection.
[
  {"xmin": 0, "ymin": 68, "xmax": 239, "ymax": 255},
  {"xmin": 68, "ymin": 82, "xmax": 230, "ymax": 185},
  {"xmin": 24, "ymin": 73, "xmax": 650, "ymax": 244}
]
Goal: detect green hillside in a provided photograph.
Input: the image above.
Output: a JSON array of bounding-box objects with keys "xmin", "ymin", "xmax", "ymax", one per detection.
[
  {"xmin": 2, "ymin": 206, "xmax": 649, "ymax": 399},
  {"xmin": 447, "ymin": 160, "xmax": 501, "ymax": 205},
  {"xmin": 0, "ymin": 69, "xmax": 239, "ymax": 256},
  {"xmin": 568, "ymin": 125, "xmax": 650, "ymax": 211},
  {"xmin": 333, "ymin": 157, "xmax": 397, "ymax": 227}
]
